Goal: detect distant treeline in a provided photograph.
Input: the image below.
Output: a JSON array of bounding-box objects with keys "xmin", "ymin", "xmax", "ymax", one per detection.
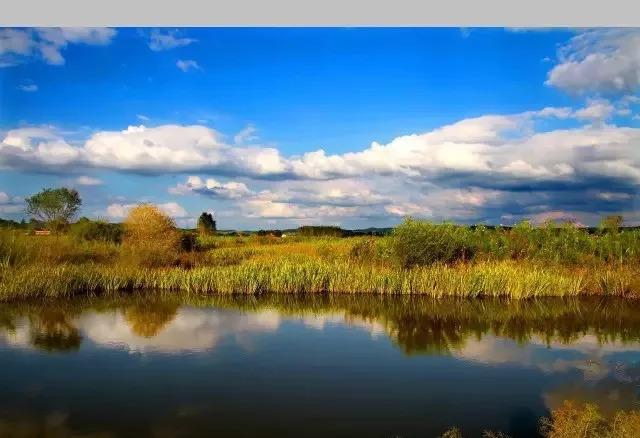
[{"xmin": 3, "ymin": 217, "xmax": 639, "ymax": 238}]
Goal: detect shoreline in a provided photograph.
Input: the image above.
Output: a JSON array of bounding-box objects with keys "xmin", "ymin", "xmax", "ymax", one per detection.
[{"xmin": 3, "ymin": 259, "xmax": 640, "ymax": 302}]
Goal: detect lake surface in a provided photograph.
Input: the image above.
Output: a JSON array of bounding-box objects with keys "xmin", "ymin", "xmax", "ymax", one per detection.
[{"xmin": 2, "ymin": 294, "xmax": 640, "ymax": 438}]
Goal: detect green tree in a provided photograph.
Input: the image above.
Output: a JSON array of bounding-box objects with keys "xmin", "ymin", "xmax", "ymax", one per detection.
[
  {"xmin": 197, "ymin": 212, "xmax": 217, "ymax": 235},
  {"xmin": 25, "ymin": 187, "xmax": 82, "ymax": 230},
  {"xmin": 600, "ymin": 215, "xmax": 624, "ymax": 232}
]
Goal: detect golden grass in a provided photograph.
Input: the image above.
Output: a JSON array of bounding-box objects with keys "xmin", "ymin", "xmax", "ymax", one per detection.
[
  {"xmin": 3, "ymin": 218, "xmax": 640, "ymax": 301},
  {"xmin": 2, "ymin": 259, "xmax": 640, "ymax": 302}
]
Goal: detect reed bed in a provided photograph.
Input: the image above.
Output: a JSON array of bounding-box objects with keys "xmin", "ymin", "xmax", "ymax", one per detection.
[
  {"xmin": 2, "ymin": 259, "xmax": 640, "ymax": 301},
  {"xmin": 4, "ymin": 217, "xmax": 640, "ymax": 302}
]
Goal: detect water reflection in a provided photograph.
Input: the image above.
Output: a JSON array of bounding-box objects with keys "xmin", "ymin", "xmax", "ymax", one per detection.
[
  {"xmin": 1, "ymin": 294, "xmax": 640, "ymax": 437},
  {"xmin": 2, "ymin": 295, "xmax": 640, "ymax": 358}
]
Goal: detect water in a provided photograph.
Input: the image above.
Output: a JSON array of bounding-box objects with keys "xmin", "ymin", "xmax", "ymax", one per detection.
[{"xmin": 1, "ymin": 294, "xmax": 640, "ymax": 437}]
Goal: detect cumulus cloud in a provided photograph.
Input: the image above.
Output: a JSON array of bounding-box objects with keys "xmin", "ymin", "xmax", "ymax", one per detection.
[
  {"xmin": 176, "ymin": 60, "xmax": 202, "ymax": 72},
  {"xmin": 242, "ymin": 194, "xmax": 358, "ymax": 220},
  {"xmin": 574, "ymin": 98, "xmax": 615, "ymax": 123},
  {"xmin": 5, "ymin": 103, "xmax": 640, "ymax": 225},
  {"xmin": 546, "ymin": 29, "xmax": 640, "ymax": 95},
  {"xmin": 0, "ymin": 191, "xmax": 26, "ymax": 215},
  {"xmin": 535, "ymin": 106, "xmax": 573, "ymax": 118},
  {"xmin": 169, "ymin": 176, "xmax": 254, "ymax": 199},
  {"xmin": 0, "ymin": 27, "xmax": 117, "ymax": 67},
  {"xmin": 148, "ymin": 29, "xmax": 197, "ymax": 51},
  {"xmin": 75, "ymin": 175, "xmax": 103, "ymax": 186}
]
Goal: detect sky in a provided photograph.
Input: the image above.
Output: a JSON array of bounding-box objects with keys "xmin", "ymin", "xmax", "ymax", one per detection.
[{"xmin": 1, "ymin": 27, "xmax": 640, "ymax": 229}]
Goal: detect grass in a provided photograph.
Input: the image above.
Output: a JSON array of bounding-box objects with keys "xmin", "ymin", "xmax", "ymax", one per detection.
[
  {"xmin": 0, "ymin": 402, "xmax": 636, "ymax": 438},
  {"xmin": 3, "ymin": 217, "xmax": 640, "ymax": 301},
  {"xmin": 3, "ymin": 259, "xmax": 640, "ymax": 301},
  {"xmin": 438, "ymin": 401, "xmax": 640, "ymax": 437}
]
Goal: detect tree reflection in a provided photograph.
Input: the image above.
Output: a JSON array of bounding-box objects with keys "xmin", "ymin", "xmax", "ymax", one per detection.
[
  {"xmin": 29, "ymin": 310, "xmax": 82, "ymax": 353},
  {"xmin": 2, "ymin": 295, "xmax": 640, "ymax": 357},
  {"xmin": 122, "ymin": 301, "xmax": 179, "ymax": 338}
]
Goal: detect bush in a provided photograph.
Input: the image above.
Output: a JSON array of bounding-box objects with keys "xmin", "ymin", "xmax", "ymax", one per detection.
[
  {"xmin": 391, "ymin": 218, "xmax": 475, "ymax": 268},
  {"xmin": 122, "ymin": 204, "xmax": 182, "ymax": 268},
  {"xmin": 297, "ymin": 226, "xmax": 344, "ymax": 237},
  {"xmin": 541, "ymin": 400, "xmax": 640, "ymax": 438},
  {"xmin": 257, "ymin": 229, "xmax": 283, "ymax": 237},
  {"xmin": 180, "ymin": 231, "xmax": 200, "ymax": 252},
  {"xmin": 349, "ymin": 237, "xmax": 376, "ymax": 262},
  {"xmin": 349, "ymin": 236, "xmax": 396, "ymax": 265},
  {"xmin": 70, "ymin": 217, "xmax": 123, "ymax": 243}
]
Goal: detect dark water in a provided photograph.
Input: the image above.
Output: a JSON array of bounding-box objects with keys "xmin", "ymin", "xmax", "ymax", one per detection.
[{"xmin": 2, "ymin": 294, "xmax": 640, "ymax": 438}]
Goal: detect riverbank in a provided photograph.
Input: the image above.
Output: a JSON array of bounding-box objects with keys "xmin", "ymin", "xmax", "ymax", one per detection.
[
  {"xmin": 3, "ymin": 217, "xmax": 640, "ymax": 302},
  {"xmin": 2, "ymin": 258, "xmax": 640, "ymax": 301}
]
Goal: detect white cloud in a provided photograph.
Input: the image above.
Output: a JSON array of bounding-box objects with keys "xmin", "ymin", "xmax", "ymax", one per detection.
[
  {"xmin": 242, "ymin": 195, "xmax": 358, "ymax": 220},
  {"xmin": 546, "ymin": 29, "xmax": 640, "ymax": 95},
  {"xmin": 36, "ymin": 27, "xmax": 117, "ymax": 46},
  {"xmin": 17, "ymin": 84, "xmax": 37, "ymax": 92},
  {"xmin": 596, "ymin": 191, "xmax": 632, "ymax": 201},
  {"xmin": 4, "ymin": 110, "xmax": 640, "ymax": 188},
  {"xmin": 535, "ymin": 106, "xmax": 573, "ymax": 118},
  {"xmin": 0, "ymin": 191, "xmax": 26, "ymax": 215},
  {"xmin": 0, "ymin": 27, "xmax": 117, "ymax": 67},
  {"xmin": 148, "ymin": 29, "xmax": 197, "ymax": 51},
  {"xmin": 6, "ymin": 100, "xmax": 640, "ymax": 226},
  {"xmin": 80, "ymin": 125, "xmax": 287, "ymax": 176},
  {"xmin": 75, "ymin": 175, "xmax": 103, "ymax": 186},
  {"xmin": 234, "ymin": 125, "xmax": 258, "ymax": 144},
  {"xmin": 136, "ymin": 114, "xmax": 150, "ymax": 121},
  {"xmin": 385, "ymin": 203, "xmax": 433, "ymax": 218},
  {"xmin": 574, "ymin": 98, "xmax": 615, "ymax": 123},
  {"xmin": 176, "ymin": 60, "xmax": 202, "ymax": 72},
  {"xmin": 170, "ymin": 176, "xmax": 254, "ymax": 199}
]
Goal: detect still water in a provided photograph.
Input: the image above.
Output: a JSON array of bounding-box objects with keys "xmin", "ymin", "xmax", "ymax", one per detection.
[{"xmin": 1, "ymin": 294, "xmax": 640, "ymax": 437}]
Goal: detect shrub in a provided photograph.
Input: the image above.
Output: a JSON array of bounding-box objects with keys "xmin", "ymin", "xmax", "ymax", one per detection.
[
  {"xmin": 540, "ymin": 400, "xmax": 640, "ymax": 438},
  {"xmin": 180, "ymin": 231, "xmax": 200, "ymax": 252},
  {"xmin": 257, "ymin": 229, "xmax": 283, "ymax": 237},
  {"xmin": 350, "ymin": 236, "xmax": 396, "ymax": 265},
  {"xmin": 297, "ymin": 226, "xmax": 344, "ymax": 237},
  {"xmin": 391, "ymin": 218, "xmax": 475, "ymax": 268},
  {"xmin": 70, "ymin": 217, "xmax": 123, "ymax": 243},
  {"xmin": 122, "ymin": 204, "xmax": 181, "ymax": 267},
  {"xmin": 349, "ymin": 237, "xmax": 376, "ymax": 262}
]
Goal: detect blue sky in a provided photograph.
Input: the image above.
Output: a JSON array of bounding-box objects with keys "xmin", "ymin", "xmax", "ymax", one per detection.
[{"xmin": 1, "ymin": 27, "xmax": 640, "ymax": 229}]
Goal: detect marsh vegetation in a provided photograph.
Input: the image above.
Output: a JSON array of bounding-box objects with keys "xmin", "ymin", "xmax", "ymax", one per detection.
[{"xmin": 2, "ymin": 193, "xmax": 640, "ymax": 300}]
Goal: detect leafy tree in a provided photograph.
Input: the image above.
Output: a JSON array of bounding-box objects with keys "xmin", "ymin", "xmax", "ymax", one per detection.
[
  {"xmin": 197, "ymin": 212, "xmax": 217, "ymax": 235},
  {"xmin": 25, "ymin": 187, "xmax": 82, "ymax": 230},
  {"xmin": 600, "ymin": 215, "xmax": 624, "ymax": 232}
]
